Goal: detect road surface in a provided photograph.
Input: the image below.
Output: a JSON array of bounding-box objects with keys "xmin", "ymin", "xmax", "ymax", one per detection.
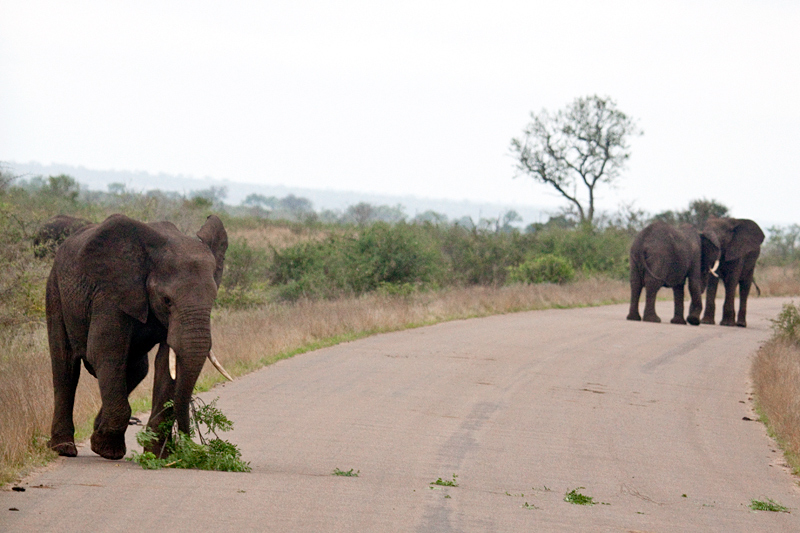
[{"xmin": 3, "ymin": 298, "xmax": 800, "ymax": 532}]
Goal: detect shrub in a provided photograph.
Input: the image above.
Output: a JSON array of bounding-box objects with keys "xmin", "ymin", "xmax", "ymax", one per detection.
[
  {"xmin": 439, "ymin": 226, "xmax": 528, "ymax": 285},
  {"xmin": 770, "ymin": 302, "xmax": 800, "ymax": 345},
  {"xmin": 533, "ymin": 226, "xmax": 630, "ymax": 279},
  {"xmin": 269, "ymin": 222, "xmax": 446, "ymax": 300},
  {"xmin": 507, "ymin": 254, "xmax": 575, "ymax": 284}
]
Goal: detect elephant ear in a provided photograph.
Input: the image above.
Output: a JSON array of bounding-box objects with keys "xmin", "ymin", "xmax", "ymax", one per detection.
[
  {"xmin": 196, "ymin": 215, "xmax": 228, "ymax": 288},
  {"xmin": 79, "ymin": 214, "xmax": 167, "ymax": 324},
  {"xmin": 700, "ymin": 231, "xmax": 720, "ymax": 269},
  {"xmin": 727, "ymin": 219, "xmax": 765, "ymax": 261}
]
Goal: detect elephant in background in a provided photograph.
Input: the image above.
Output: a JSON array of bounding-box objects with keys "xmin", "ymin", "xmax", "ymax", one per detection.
[
  {"xmin": 700, "ymin": 217, "xmax": 765, "ymax": 327},
  {"xmin": 33, "ymin": 215, "xmax": 91, "ymax": 258},
  {"xmin": 47, "ymin": 214, "xmax": 231, "ymax": 460},
  {"xmin": 628, "ymin": 221, "xmax": 720, "ymax": 325}
]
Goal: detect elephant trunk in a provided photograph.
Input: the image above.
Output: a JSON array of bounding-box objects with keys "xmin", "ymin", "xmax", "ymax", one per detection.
[{"xmin": 168, "ymin": 307, "xmax": 213, "ymax": 435}]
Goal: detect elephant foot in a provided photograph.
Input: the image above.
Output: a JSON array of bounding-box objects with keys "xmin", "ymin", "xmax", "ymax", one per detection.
[
  {"xmin": 642, "ymin": 315, "xmax": 661, "ymax": 323},
  {"xmin": 48, "ymin": 438, "xmax": 77, "ymax": 457},
  {"xmin": 626, "ymin": 313, "xmax": 641, "ymax": 321},
  {"xmin": 720, "ymin": 317, "xmax": 737, "ymax": 327},
  {"xmin": 737, "ymin": 321, "xmax": 747, "ymax": 328},
  {"xmin": 90, "ymin": 430, "xmax": 127, "ymax": 460},
  {"xmin": 700, "ymin": 316, "xmax": 715, "ymax": 325},
  {"xmin": 686, "ymin": 316, "xmax": 700, "ymax": 326},
  {"xmin": 670, "ymin": 316, "xmax": 687, "ymax": 325}
]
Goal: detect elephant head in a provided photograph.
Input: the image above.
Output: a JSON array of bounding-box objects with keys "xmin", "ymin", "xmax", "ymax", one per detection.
[{"xmin": 48, "ymin": 214, "xmax": 231, "ymax": 459}]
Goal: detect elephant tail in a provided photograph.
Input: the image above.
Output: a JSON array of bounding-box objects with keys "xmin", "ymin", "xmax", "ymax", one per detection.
[
  {"xmin": 639, "ymin": 251, "xmax": 667, "ymax": 284},
  {"xmin": 753, "ymin": 278, "xmax": 761, "ymax": 297}
]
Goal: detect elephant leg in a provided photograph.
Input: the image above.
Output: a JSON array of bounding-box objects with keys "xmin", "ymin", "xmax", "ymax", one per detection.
[
  {"xmin": 88, "ymin": 310, "xmax": 134, "ymax": 460},
  {"xmin": 49, "ymin": 351, "xmax": 81, "ymax": 457},
  {"xmin": 720, "ymin": 264, "xmax": 743, "ymax": 327},
  {"xmin": 93, "ymin": 351, "xmax": 148, "ymax": 432},
  {"xmin": 701, "ymin": 275, "xmax": 718, "ymax": 324},
  {"xmin": 47, "ymin": 281, "xmax": 81, "ymax": 457},
  {"xmin": 145, "ymin": 343, "xmax": 177, "ymax": 458},
  {"xmin": 671, "ymin": 284, "xmax": 687, "ymax": 324},
  {"xmin": 627, "ymin": 272, "xmax": 643, "ymax": 321},
  {"xmin": 736, "ymin": 270, "xmax": 756, "ymax": 327},
  {"xmin": 686, "ymin": 276, "xmax": 703, "ymax": 326},
  {"xmin": 642, "ymin": 276, "xmax": 661, "ymax": 323}
]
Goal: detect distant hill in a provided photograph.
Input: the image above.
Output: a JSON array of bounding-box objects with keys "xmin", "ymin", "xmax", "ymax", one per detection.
[{"xmin": 8, "ymin": 161, "xmax": 553, "ymax": 226}]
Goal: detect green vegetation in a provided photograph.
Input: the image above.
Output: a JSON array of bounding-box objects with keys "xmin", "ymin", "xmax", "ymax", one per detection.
[
  {"xmin": 752, "ymin": 303, "xmax": 800, "ymax": 478},
  {"xmin": 563, "ymin": 487, "xmax": 603, "ymax": 505},
  {"xmin": 332, "ymin": 468, "xmax": 360, "ymax": 477},
  {"xmin": 770, "ymin": 302, "xmax": 800, "ymax": 345},
  {"xmin": 127, "ymin": 397, "xmax": 250, "ymax": 472},
  {"xmin": 430, "ymin": 474, "xmax": 458, "ymax": 487},
  {"xmin": 749, "ymin": 498, "xmax": 789, "ymax": 513},
  {"xmin": 507, "ymin": 254, "xmax": 575, "ymax": 284}
]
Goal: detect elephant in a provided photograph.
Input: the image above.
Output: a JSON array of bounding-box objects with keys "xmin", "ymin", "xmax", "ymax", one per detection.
[
  {"xmin": 33, "ymin": 215, "xmax": 91, "ymax": 258},
  {"xmin": 627, "ymin": 221, "xmax": 720, "ymax": 325},
  {"xmin": 700, "ymin": 217, "xmax": 765, "ymax": 327},
  {"xmin": 46, "ymin": 213, "xmax": 232, "ymax": 460}
]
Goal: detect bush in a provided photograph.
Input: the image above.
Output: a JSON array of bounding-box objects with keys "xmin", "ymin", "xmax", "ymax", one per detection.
[
  {"xmin": 269, "ymin": 222, "xmax": 446, "ymax": 300},
  {"xmin": 533, "ymin": 226, "xmax": 630, "ymax": 279},
  {"xmin": 507, "ymin": 254, "xmax": 575, "ymax": 284},
  {"xmin": 439, "ymin": 226, "xmax": 528, "ymax": 285},
  {"xmin": 770, "ymin": 302, "xmax": 800, "ymax": 345}
]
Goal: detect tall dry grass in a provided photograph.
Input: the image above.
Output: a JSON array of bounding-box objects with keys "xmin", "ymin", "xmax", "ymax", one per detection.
[
  {"xmin": 751, "ymin": 338, "xmax": 800, "ymax": 473},
  {"xmin": 0, "ymin": 276, "xmax": 627, "ymax": 485},
  {"xmin": 0, "ymin": 326, "xmax": 101, "ymax": 483},
  {"xmin": 756, "ymin": 265, "xmax": 800, "ymax": 297},
  {"xmin": 227, "ymin": 224, "xmax": 328, "ymax": 251}
]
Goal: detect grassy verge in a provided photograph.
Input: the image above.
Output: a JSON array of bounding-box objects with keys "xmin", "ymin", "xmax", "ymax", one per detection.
[
  {"xmin": 751, "ymin": 341, "xmax": 800, "ymax": 474},
  {"xmin": 751, "ymin": 301, "xmax": 800, "ymax": 475},
  {"xmin": 0, "ymin": 276, "xmax": 627, "ymax": 485}
]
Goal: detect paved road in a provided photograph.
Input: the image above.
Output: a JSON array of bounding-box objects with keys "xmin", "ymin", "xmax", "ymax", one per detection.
[{"xmin": 3, "ymin": 298, "xmax": 800, "ymax": 532}]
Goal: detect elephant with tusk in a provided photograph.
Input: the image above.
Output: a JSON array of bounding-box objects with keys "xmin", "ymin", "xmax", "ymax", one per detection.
[
  {"xmin": 46, "ymin": 214, "xmax": 233, "ymax": 460},
  {"xmin": 700, "ymin": 217, "xmax": 765, "ymax": 327}
]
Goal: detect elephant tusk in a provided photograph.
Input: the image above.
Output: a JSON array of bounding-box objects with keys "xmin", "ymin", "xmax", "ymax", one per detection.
[
  {"xmin": 710, "ymin": 259, "xmax": 720, "ymax": 278},
  {"xmin": 208, "ymin": 350, "xmax": 234, "ymax": 381},
  {"xmin": 169, "ymin": 347, "xmax": 177, "ymax": 380}
]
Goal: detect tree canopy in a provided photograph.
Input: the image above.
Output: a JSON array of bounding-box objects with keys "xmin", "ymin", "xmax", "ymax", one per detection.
[
  {"xmin": 510, "ymin": 95, "xmax": 641, "ymax": 226},
  {"xmin": 652, "ymin": 198, "xmax": 730, "ymax": 229}
]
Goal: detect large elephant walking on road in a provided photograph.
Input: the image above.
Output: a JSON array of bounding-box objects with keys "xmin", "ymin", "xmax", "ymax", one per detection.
[
  {"xmin": 47, "ymin": 214, "xmax": 232, "ymax": 460},
  {"xmin": 627, "ymin": 221, "xmax": 720, "ymax": 325},
  {"xmin": 700, "ymin": 217, "xmax": 765, "ymax": 327}
]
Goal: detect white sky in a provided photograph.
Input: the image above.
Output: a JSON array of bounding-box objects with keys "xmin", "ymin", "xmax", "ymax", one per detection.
[{"xmin": 1, "ymin": 0, "xmax": 799, "ymax": 225}]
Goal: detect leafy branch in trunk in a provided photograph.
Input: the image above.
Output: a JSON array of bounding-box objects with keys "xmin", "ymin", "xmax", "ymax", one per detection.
[{"xmin": 128, "ymin": 397, "xmax": 250, "ymax": 472}]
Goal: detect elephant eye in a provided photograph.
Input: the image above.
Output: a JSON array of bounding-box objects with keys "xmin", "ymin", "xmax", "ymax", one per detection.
[{"xmin": 163, "ymin": 296, "xmax": 172, "ymax": 307}]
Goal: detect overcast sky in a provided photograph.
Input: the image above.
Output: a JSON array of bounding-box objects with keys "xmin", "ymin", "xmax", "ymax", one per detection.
[{"xmin": 1, "ymin": 1, "xmax": 798, "ymax": 225}]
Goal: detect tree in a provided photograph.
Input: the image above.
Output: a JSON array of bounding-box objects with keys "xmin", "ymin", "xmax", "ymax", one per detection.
[
  {"xmin": 510, "ymin": 95, "xmax": 641, "ymax": 226},
  {"xmin": 190, "ymin": 186, "xmax": 228, "ymax": 207},
  {"xmin": 278, "ymin": 194, "xmax": 313, "ymax": 213},
  {"xmin": 652, "ymin": 198, "xmax": 729, "ymax": 229},
  {"xmin": 242, "ymin": 193, "xmax": 278, "ymax": 210}
]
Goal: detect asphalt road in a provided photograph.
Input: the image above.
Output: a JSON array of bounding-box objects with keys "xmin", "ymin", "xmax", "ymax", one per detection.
[{"xmin": 3, "ymin": 298, "xmax": 800, "ymax": 532}]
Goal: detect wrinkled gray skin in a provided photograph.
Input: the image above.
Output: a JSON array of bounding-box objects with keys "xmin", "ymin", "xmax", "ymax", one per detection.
[
  {"xmin": 628, "ymin": 221, "xmax": 720, "ymax": 325},
  {"xmin": 700, "ymin": 217, "xmax": 765, "ymax": 327},
  {"xmin": 47, "ymin": 214, "xmax": 227, "ymax": 460},
  {"xmin": 33, "ymin": 215, "xmax": 91, "ymax": 258}
]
